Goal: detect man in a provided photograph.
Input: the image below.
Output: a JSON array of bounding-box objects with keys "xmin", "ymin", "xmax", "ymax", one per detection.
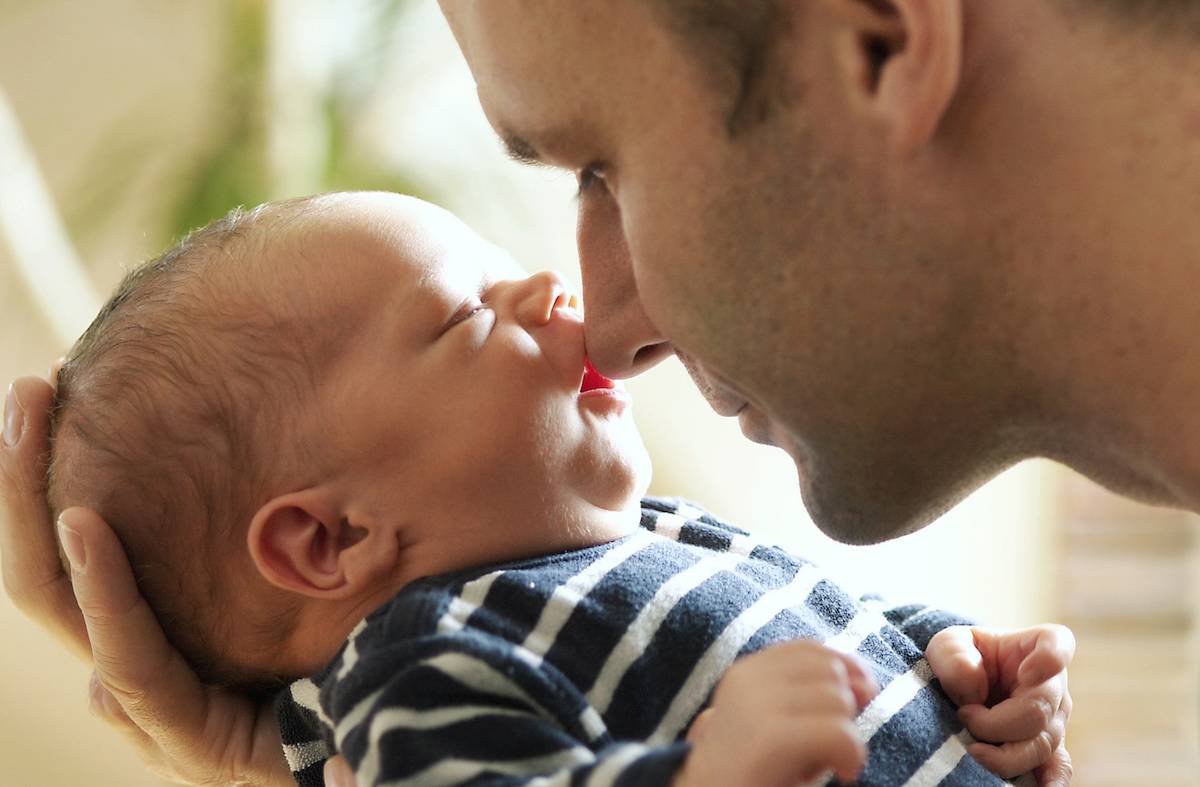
[
  {"xmin": 440, "ymin": 0, "xmax": 1200, "ymax": 544},
  {"xmin": 4, "ymin": 0, "xmax": 1190, "ymax": 783}
]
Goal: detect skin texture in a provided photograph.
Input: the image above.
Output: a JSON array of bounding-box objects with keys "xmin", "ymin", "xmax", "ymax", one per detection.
[{"xmin": 440, "ymin": 0, "xmax": 1200, "ymax": 545}]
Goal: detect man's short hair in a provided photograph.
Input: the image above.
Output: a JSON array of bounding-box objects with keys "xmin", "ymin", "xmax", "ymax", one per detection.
[
  {"xmin": 652, "ymin": 0, "xmax": 1200, "ymax": 132},
  {"xmin": 647, "ymin": 0, "xmax": 786, "ymax": 135}
]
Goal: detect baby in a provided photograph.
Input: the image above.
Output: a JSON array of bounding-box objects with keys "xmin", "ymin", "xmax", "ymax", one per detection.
[{"xmin": 47, "ymin": 192, "xmax": 1066, "ymax": 787}]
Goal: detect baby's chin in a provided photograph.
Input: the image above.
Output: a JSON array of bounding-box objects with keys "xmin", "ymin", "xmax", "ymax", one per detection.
[{"xmin": 578, "ymin": 423, "xmax": 652, "ymax": 512}]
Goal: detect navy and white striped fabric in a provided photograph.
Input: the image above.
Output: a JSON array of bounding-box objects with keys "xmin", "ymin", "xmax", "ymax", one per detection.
[{"xmin": 276, "ymin": 498, "xmax": 1019, "ymax": 787}]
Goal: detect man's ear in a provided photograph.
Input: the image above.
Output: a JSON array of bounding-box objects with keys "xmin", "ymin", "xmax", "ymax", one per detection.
[
  {"xmin": 247, "ymin": 489, "xmax": 397, "ymax": 600},
  {"xmin": 824, "ymin": 0, "xmax": 964, "ymax": 153}
]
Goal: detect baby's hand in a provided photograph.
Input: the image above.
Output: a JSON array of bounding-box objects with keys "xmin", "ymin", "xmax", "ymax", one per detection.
[
  {"xmin": 926, "ymin": 625, "xmax": 1074, "ymax": 786},
  {"xmin": 674, "ymin": 640, "xmax": 879, "ymax": 787}
]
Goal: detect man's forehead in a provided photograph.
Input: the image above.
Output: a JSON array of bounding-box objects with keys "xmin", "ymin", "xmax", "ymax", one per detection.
[{"xmin": 442, "ymin": 0, "xmax": 657, "ymax": 162}]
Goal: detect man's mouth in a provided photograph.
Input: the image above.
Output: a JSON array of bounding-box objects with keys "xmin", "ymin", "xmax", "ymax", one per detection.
[
  {"xmin": 675, "ymin": 352, "xmax": 746, "ymax": 417},
  {"xmin": 580, "ymin": 359, "xmax": 617, "ymax": 393}
]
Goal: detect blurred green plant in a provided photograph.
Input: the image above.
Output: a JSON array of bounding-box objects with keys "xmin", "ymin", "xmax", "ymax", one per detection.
[
  {"xmin": 70, "ymin": 0, "xmax": 421, "ymax": 247},
  {"xmin": 168, "ymin": 0, "xmax": 271, "ymax": 238}
]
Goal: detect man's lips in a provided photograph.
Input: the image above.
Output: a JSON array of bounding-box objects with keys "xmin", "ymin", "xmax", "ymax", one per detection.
[
  {"xmin": 580, "ymin": 359, "xmax": 617, "ymax": 393},
  {"xmin": 674, "ymin": 352, "xmax": 746, "ymax": 416}
]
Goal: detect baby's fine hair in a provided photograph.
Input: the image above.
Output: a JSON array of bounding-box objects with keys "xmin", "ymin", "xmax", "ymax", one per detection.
[{"xmin": 47, "ymin": 197, "xmax": 326, "ymax": 691}]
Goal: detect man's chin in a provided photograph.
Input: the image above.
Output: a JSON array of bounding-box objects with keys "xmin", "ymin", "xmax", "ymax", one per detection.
[
  {"xmin": 798, "ymin": 471, "xmax": 950, "ymax": 546},
  {"xmin": 737, "ymin": 403, "xmax": 804, "ymax": 454}
]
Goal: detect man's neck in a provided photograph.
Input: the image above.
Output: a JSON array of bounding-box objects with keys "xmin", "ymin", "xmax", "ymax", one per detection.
[
  {"xmin": 967, "ymin": 6, "xmax": 1200, "ymax": 510},
  {"xmin": 1024, "ymin": 39, "xmax": 1200, "ymax": 509}
]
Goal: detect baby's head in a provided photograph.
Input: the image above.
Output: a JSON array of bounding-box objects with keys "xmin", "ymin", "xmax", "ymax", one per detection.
[{"xmin": 48, "ymin": 192, "xmax": 650, "ymax": 690}]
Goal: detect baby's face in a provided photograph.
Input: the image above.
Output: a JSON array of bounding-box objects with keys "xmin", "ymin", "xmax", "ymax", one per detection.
[{"xmin": 267, "ymin": 193, "xmax": 651, "ymax": 573}]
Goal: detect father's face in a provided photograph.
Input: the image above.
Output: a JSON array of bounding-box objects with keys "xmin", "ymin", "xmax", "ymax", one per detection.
[{"xmin": 440, "ymin": 0, "xmax": 1000, "ymax": 543}]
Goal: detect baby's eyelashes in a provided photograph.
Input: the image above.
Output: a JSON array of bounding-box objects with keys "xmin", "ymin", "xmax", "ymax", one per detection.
[{"xmin": 441, "ymin": 298, "xmax": 488, "ymax": 336}]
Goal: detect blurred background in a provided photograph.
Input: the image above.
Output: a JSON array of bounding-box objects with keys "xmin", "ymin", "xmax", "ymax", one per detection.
[{"xmin": 0, "ymin": 1, "xmax": 1196, "ymax": 785}]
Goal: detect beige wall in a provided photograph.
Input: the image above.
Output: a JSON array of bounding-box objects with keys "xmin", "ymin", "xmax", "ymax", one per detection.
[
  {"xmin": 2, "ymin": 3, "xmax": 216, "ymax": 784},
  {"xmin": 1, "ymin": 3, "xmax": 1196, "ymax": 786}
]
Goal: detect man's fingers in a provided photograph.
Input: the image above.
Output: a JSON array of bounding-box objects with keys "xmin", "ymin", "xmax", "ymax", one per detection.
[
  {"xmin": 1035, "ymin": 744, "xmax": 1073, "ymax": 787},
  {"xmin": 87, "ymin": 672, "xmax": 181, "ymax": 779},
  {"xmin": 89, "ymin": 670, "xmax": 133, "ymax": 728},
  {"xmin": 49, "ymin": 358, "xmax": 66, "ymax": 386},
  {"xmin": 1017, "ymin": 625, "xmax": 1076, "ymax": 686},
  {"xmin": 927, "ymin": 627, "xmax": 989, "ymax": 706},
  {"xmin": 62, "ymin": 507, "xmax": 212, "ymax": 745},
  {"xmin": 0, "ymin": 376, "xmax": 90, "ymax": 658}
]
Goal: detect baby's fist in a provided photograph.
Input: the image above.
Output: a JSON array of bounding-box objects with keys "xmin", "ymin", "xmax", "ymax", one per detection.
[
  {"xmin": 927, "ymin": 625, "xmax": 1074, "ymax": 786},
  {"xmin": 676, "ymin": 640, "xmax": 878, "ymax": 787}
]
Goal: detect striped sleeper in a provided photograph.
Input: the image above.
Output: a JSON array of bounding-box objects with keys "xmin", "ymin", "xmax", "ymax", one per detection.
[{"xmin": 276, "ymin": 497, "xmax": 1024, "ymax": 787}]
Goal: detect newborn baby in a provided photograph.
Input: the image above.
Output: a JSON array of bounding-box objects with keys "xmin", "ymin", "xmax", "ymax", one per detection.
[{"xmin": 47, "ymin": 192, "xmax": 1067, "ymax": 787}]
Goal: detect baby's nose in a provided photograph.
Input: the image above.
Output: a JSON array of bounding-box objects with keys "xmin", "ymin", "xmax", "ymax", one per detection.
[{"xmin": 515, "ymin": 271, "xmax": 580, "ymax": 328}]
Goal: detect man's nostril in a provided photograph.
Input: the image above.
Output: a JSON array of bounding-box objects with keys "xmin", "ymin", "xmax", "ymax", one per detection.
[{"xmin": 632, "ymin": 342, "xmax": 672, "ymax": 370}]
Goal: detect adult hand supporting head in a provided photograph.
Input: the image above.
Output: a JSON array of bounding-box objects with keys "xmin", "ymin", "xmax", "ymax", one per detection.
[
  {"xmin": 1, "ymin": 375, "xmax": 292, "ymax": 787},
  {"xmin": 1, "ymin": 376, "xmax": 88, "ymax": 657}
]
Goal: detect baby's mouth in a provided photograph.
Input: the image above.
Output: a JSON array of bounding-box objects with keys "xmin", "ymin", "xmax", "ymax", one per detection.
[{"xmin": 580, "ymin": 359, "xmax": 616, "ymax": 393}]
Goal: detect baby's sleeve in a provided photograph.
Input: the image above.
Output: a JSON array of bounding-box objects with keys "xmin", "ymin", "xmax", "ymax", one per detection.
[
  {"xmin": 881, "ymin": 601, "xmax": 977, "ymax": 651},
  {"xmin": 275, "ymin": 681, "xmax": 333, "ymax": 787}
]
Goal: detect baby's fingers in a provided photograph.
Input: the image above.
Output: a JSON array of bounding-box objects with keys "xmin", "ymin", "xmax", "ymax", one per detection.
[
  {"xmin": 959, "ymin": 692, "xmax": 1064, "ymax": 744},
  {"xmin": 926, "ymin": 626, "xmax": 989, "ymax": 706},
  {"xmin": 1035, "ymin": 742, "xmax": 1073, "ymax": 787},
  {"xmin": 838, "ymin": 652, "xmax": 880, "ymax": 710},
  {"xmin": 1017, "ymin": 625, "xmax": 1075, "ymax": 687},
  {"xmin": 685, "ymin": 709, "xmax": 715, "ymax": 743},
  {"xmin": 969, "ymin": 733, "xmax": 1060, "ymax": 780},
  {"xmin": 324, "ymin": 756, "xmax": 358, "ymax": 787},
  {"xmin": 789, "ymin": 719, "xmax": 868, "ymax": 784}
]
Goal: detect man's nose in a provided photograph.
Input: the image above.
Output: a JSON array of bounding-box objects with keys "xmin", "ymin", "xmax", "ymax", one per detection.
[
  {"xmin": 576, "ymin": 190, "xmax": 673, "ymax": 379},
  {"xmin": 512, "ymin": 270, "xmax": 577, "ymax": 329}
]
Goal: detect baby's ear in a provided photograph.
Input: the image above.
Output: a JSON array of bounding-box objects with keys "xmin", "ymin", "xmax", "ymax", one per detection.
[{"xmin": 247, "ymin": 489, "xmax": 396, "ymax": 600}]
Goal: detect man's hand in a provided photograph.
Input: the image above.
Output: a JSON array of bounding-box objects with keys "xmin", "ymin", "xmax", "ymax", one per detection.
[
  {"xmin": 1, "ymin": 377, "xmax": 87, "ymax": 656},
  {"xmin": 675, "ymin": 640, "xmax": 879, "ymax": 787},
  {"xmin": 1, "ymin": 376, "xmax": 292, "ymax": 787},
  {"xmin": 927, "ymin": 625, "xmax": 1074, "ymax": 786}
]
